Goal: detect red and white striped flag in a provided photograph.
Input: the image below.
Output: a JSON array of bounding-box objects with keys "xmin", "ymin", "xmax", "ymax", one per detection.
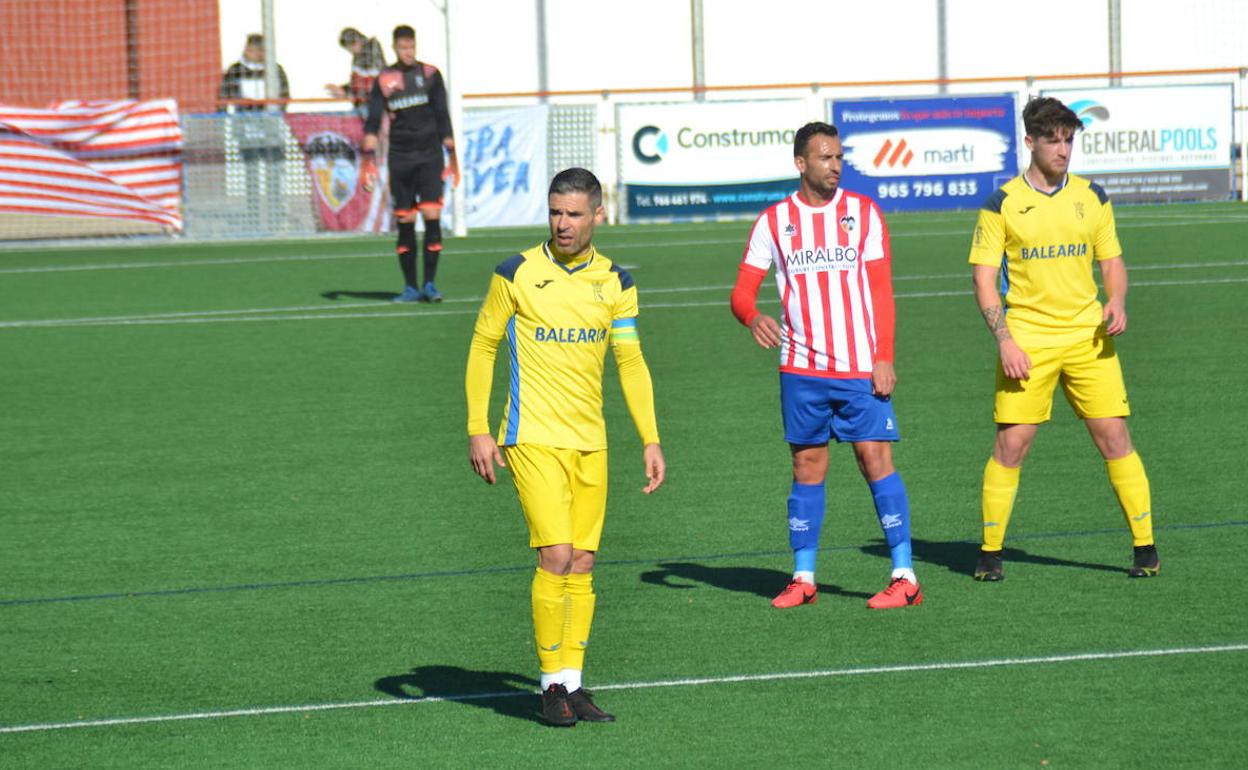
[{"xmin": 0, "ymin": 99, "xmax": 182, "ymax": 235}]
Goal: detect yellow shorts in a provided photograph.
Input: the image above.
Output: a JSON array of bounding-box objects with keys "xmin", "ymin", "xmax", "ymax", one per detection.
[
  {"xmin": 994, "ymin": 333, "xmax": 1131, "ymax": 424},
  {"xmin": 504, "ymin": 443, "xmax": 608, "ymax": 551}
]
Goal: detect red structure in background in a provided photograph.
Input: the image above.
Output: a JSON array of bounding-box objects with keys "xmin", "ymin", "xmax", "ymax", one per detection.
[{"xmin": 0, "ymin": 0, "xmax": 221, "ymax": 113}]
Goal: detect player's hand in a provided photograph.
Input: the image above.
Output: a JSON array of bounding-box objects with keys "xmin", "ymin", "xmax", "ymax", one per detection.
[
  {"xmin": 324, "ymin": 84, "xmax": 347, "ymax": 99},
  {"xmin": 441, "ymin": 158, "xmax": 461, "ymax": 187},
  {"xmin": 872, "ymin": 360, "xmax": 896, "ymax": 397},
  {"xmin": 360, "ymin": 155, "xmax": 378, "ymax": 193},
  {"xmin": 468, "ymin": 434, "xmax": 506, "ymax": 485},
  {"xmin": 1103, "ymin": 296, "xmax": 1127, "ymax": 336},
  {"xmin": 998, "ymin": 339, "xmax": 1032, "ymax": 380},
  {"xmin": 749, "ymin": 315, "xmax": 782, "ymax": 349},
  {"xmin": 361, "ymin": 134, "xmax": 378, "ymax": 154},
  {"xmin": 641, "ymin": 443, "xmax": 666, "ymax": 494}
]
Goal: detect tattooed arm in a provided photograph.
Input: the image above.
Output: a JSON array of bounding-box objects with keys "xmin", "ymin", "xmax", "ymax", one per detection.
[{"xmin": 973, "ymin": 264, "xmax": 1031, "ymax": 380}]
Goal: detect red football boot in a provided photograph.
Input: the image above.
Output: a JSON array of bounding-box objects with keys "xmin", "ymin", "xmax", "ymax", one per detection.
[
  {"xmin": 771, "ymin": 577, "xmax": 817, "ymax": 609},
  {"xmin": 866, "ymin": 577, "xmax": 923, "ymax": 609}
]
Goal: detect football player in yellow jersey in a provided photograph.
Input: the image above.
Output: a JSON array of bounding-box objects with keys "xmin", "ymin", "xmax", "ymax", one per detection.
[
  {"xmin": 968, "ymin": 97, "xmax": 1158, "ymax": 582},
  {"xmin": 465, "ymin": 167, "xmax": 666, "ymax": 726}
]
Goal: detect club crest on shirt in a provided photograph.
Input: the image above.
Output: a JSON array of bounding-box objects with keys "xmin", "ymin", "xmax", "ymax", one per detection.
[
  {"xmin": 783, "ymin": 223, "xmax": 797, "ymax": 236},
  {"xmin": 1074, "ymin": 202, "xmax": 1085, "ymax": 220},
  {"xmin": 839, "ymin": 215, "xmax": 856, "ymax": 234},
  {"xmin": 591, "ymin": 281, "xmax": 605, "ymax": 302}
]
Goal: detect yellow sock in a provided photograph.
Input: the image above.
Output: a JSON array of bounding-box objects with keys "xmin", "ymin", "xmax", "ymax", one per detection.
[
  {"xmin": 1106, "ymin": 451, "xmax": 1154, "ymax": 546},
  {"xmin": 563, "ymin": 572, "xmax": 596, "ymax": 673},
  {"xmin": 982, "ymin": 457, "xmax": 1020, "ymax": 551},
  {"xmin": 531, "ymin": 567, "xmax": 567, "ymax": 675}
]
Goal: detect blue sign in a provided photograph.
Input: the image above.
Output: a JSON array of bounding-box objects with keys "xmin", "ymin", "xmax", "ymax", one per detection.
[{"xmin": 831, "ymin": 94, "xmax": 1018, "ymax": 212}]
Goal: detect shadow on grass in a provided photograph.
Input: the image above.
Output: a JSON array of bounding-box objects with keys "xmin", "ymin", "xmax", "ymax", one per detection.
[
  {"xmin": 374, "ymin": 665, "xmax": 542, "ymax": 724},
  {"xmin": 639, "ymin": 562, "xmax": 873, "ymax": 600},
  {"xmin": 860, "ymin": 538, "xmax": 1123, "ymax": 577},
  {"xmin": 321, "ymin": 290, "xmax": 398, "ymax": 301}
]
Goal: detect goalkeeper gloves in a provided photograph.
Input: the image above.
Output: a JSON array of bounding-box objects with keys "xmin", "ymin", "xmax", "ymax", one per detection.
[
  {"xmin": 441, "ymin": 159, "xmax": 461, "ymax": 187},
  {"xmin": 360, "ymin": 154, "xmax": 378, "ymax": 193}
]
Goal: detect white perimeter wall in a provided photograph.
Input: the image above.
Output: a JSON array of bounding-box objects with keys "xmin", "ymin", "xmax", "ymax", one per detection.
[{"xmin": 218, "ymin": 0, "xmax": 1248, "ymax": 104}]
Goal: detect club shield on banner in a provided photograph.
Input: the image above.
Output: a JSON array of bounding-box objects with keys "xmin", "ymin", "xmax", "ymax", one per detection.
[
  {"xmin": 1040, "ymin": 84, "xmax": 1234, "ymax": 202},
  {"xmin": 462, "ymin": 105, "xmax": 548, "ymax": 228},
  {"xmin": 618, "ymin": 100, "xmax": 815, "ymax": 219},
  {"xmin": 832, "ymin": 94, "xmax": 1018, "ymax": 212},
  {"xmin": 285, "ymin": 113, "xmax": 389, "ymax": 232}
]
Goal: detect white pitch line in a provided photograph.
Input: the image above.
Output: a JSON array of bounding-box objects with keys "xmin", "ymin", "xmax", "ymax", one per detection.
[
  {"xmin": 5, "ymin": 274, "xmax": 1248, "ymax": 330},
  {"xmin": 1, "ymin": 215, "xmax": 1244, "ymax": 275},
  {"xmin": 11, "ymin": 253, "xmax": 1239, "ymax": 328},
  {"xmin": 1, "ymin": 643, "xmax": 1243, "ymax": 735}
]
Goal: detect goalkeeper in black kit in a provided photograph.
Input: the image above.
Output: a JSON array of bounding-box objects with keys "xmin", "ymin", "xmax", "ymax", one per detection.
[{"xmin": 363, "ymin": 24, "xmax": 461, "ymax": 303}]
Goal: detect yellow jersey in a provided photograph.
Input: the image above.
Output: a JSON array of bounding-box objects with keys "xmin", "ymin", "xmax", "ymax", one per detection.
[
  {"xmin": 968, "ymin": 173, "xmax": 1123, "ymax": 348},
  {"xmin": 465, "ymin": 241, "xmax": 659, "ymax": 451}
]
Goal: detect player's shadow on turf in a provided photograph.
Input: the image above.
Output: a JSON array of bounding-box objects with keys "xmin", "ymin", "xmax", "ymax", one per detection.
[
  {"xmin": 374, "ymin": 665, "xmax": 543, "ymax": 723},
  {"xmin": 639, "ymin": 562, "xmax": 873, "ymax": 600},
  {"xmin": 860, "ymin": 538, "xmax": 1123, "ymax": 577},
  {"xmin": 321, "ymin": 290, "xmax": 400, "ymax": 301}
]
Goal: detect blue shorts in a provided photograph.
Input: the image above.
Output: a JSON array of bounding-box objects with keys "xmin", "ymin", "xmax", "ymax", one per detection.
[{"xmin": 780, "ymin": 372, "xmax": 900, "ymax": 445}]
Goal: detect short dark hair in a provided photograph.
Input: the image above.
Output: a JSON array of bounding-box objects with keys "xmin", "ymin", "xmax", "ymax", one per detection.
[
  {"xmin": 339, "ymin": 27, "xmax": 364, "ymax": 48},
  {"xmin": 1022, "ymin": 97, "xmax": 1082, "ymax": 138},
  {"xmin": 794, "ymin": 121, "xmax": 839, "ymax": 157},
  {"xmin": 549, "ymin": 167, "xmax": 603, "ymax": 210},
  {"xmin": 393, "ymin": 25, "xmax": 415, "ymax": 42},
  {"xmin": 245, "ymin": 33, "xmax": 264, "ymax": 48}
]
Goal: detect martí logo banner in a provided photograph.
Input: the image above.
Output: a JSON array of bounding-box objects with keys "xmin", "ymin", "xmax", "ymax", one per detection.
[{"xmin": 831, "ymin": 94, "xmax": 1018, "ymax": 212}]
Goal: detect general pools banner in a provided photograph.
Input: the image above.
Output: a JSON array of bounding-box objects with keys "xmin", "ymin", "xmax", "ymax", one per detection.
[
  {"xmin": 1041, "ymin": 84, "xmax": 1234, "ymax": 202},
  {"xmin": 617, "ymin": 100, "xmax": 817, "ymax": 219},
  {"xmin": 831, "ymin": 94, "xmax": 1018, "ymax": 212},
  {"xmin": 461, "ymin": 105, "xmax": 548, "ymax": 228}
]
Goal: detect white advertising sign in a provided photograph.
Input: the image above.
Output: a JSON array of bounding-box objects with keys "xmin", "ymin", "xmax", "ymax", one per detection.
[
  {"xmin": 461, "ymin": 105, "xmax": 549, "ymax": 228},
  {"xmin": 843, "ymin": 127, "xmax": 1012, "ymax": 177},
  {"xmin": 618, "ymin": 100, "xmax": 817, "ymax": 184},
  {"xmin": 1043, "ymin": 84, "xmax": 1233, "ymax": 173}
]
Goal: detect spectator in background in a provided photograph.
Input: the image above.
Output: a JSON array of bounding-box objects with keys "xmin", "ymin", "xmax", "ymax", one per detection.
[
  {"xmin": 325, "ymin": 27, "xmax": 386, "ymax": 109},
  {"xmin": 220, "ymin": 33, "xmax": 291, "ymax": 232},
  {"xmin": 220, "ymin": 33, "xmax": 290, "ymax": 111}
]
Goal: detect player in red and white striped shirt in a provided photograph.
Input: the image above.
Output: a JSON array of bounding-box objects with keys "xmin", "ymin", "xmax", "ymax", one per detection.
[{"xmin": 731, "ymin": 121, "xmax": 920, "ymax": 611}]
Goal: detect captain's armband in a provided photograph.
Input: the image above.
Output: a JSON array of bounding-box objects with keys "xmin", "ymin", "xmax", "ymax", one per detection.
[{"xmin": 610, "ymin": 317, "xmax": 640, "ymax": 346}]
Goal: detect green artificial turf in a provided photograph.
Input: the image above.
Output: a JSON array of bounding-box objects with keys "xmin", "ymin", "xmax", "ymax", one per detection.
[{"xmin": 2, "ymin": 203, "xmax": 1247, "ymax": 766}]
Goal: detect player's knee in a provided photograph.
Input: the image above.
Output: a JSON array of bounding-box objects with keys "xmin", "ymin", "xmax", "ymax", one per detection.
[
  {"xmin": 1089, "ymin": 419, "xmax": 1133, "ymax": 459},
  {"xmin": 396, "ymin": 211, "xmax": 417, "ymax": 224},
  {"xmin": 993, "ymin": 425, "xmax": 1035, "ymax": 466},
  {"xmin": 854, "ymin": 443, "xmax": 894, "ymax": 480},
  {"xmin": 790, "ymin": 448, "xmax": 828, "ymax": 484},
  {"xmin": 571, "ymin": 549, "xmax": 595, "ymax": 573},
  {"xmin": 538, "ymin": 544, "xmax": 573, "ymax": 575}
]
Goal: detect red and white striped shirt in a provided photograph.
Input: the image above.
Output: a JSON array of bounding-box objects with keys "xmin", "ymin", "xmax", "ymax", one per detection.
[{"xmin": 732, "ymin": 188, "xmax": 895, "ymax": 378}]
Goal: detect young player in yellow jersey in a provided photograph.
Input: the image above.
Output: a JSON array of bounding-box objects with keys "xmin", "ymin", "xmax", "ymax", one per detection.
[
  {"xmin": 465, "ymin": 168, "xmax": 666, "ymax": 726},
  {"xmin": 968, "ymin": 96, "xmax": 1159, "ymax": 582}
]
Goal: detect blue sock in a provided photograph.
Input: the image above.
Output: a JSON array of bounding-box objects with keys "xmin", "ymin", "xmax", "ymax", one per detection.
[
  {"xmin": 868, "ymin": 472, "xmax": 912, "ymax": 570},
  {"xmin": 787, "ymin": 482, "xmax": 825, "ymax": 574}
]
